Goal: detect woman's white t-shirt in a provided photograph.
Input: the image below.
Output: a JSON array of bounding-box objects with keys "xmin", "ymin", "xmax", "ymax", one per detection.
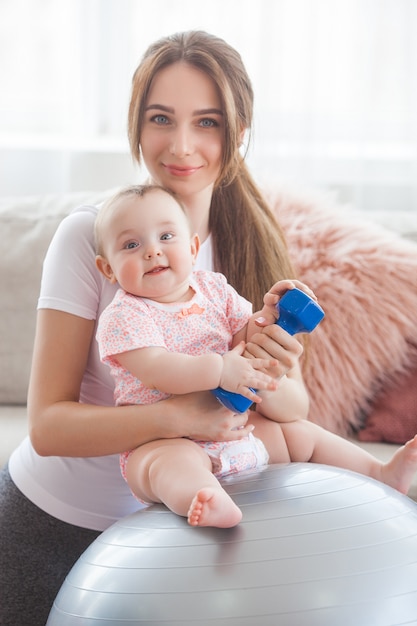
[{"xmin": 9, "ymin": 204, "xmax": 214, "ymax": 530}]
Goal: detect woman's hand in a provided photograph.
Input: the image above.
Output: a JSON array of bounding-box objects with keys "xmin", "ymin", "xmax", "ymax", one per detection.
[
  {"xmin": 244, "ymin": 324, "xmax": 304, "ymax": 379},
  {"xmin": 245, "ymin": 279, "xmax": 312, "ymax": 379},
  {"xmin": 254, "ymin": 279, "xmax": 318, "ymax": 327},
  {"xmin": 166, "ymin": 391, "xmax": 254, "ymax": 442}
]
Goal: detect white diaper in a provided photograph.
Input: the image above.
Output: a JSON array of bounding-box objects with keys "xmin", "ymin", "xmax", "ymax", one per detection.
[{"xmin": 197, "ymin": 433, "xmax": 269, "ymax": 478}]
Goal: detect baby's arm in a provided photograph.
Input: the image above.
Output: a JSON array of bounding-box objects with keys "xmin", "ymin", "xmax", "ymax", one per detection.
[{"xmin": 116, "ymin": 344, "xmax": 278, "ymax": 403}]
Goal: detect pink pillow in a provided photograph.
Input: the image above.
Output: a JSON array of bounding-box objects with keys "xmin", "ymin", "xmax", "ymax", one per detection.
[
  {"xmin": 358, "ymin": 357, "xmax": 417, "ymax": 444},
  {"xmin": 268, "ymin": 187, "xmax": 417, "ymax": 437}
]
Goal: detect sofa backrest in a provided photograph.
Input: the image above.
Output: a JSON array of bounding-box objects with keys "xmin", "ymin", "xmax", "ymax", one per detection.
[{"xmin": 0, "ymin": 190, "xmax": 112, "ymax": 404}]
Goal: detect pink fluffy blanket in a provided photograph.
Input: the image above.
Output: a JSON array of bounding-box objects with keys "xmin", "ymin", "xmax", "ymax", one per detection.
[{"xmin": 267, "ymin": 188, "xmax": 417, "ymax": 436}]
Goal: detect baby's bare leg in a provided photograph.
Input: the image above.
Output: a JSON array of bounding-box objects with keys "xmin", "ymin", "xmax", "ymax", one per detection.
[
  {"xmin": 378, "ymin": 435, "xmax": 417, "ymax": 494},
  {"xmin": 249, "ymin": 412, "xmax": 417, "ymax": 495},
  {"xmin": 125, "ymin": 438, "xmax": 242, "ymax": 527},
  {"xmin": 281, "ymin": 421, "xmax": 417, "ymax": 494},
  {"xmin": 246, "ymin": 411, "xmax": 292, "ymax": 464}
]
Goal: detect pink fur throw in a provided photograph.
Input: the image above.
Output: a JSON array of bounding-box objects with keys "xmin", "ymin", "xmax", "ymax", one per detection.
[
  {"xmin": 267, "ymin": 188, "xmax": 417, "ymax": 436},
  {"xmin": 358, "ymin": 355, "xmax": 417, "ymax": 444}
]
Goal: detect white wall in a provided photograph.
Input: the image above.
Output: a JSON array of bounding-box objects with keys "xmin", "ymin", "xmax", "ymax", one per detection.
[
  {"xmin": 1, "ymin": 142, "xmax": 416, "ymax": 216},
  {"xmin": 0, "ymin": 146, "xmax": 140, "ymax": 197}
]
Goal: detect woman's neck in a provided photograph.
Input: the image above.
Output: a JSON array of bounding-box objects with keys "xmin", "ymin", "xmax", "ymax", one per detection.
[{"xmin": 181, "ymin": 187, "xmax": 213, "ymax": 243}]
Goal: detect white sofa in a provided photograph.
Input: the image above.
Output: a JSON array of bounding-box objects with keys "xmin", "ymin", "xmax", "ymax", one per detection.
[
  {"xmin": 0, "ymin": 190, "xmax": 111, "ymax": 465},
  {"xmin": 1, "ymin": 187, "xmax": 417, "ymax": 501}
]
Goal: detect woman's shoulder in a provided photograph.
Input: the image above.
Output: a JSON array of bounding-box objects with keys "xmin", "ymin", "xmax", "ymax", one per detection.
[
  {"xmin": 47, "ymin": 203, "xmax": 99, "ymax": 253},
  {"xmin": 65, "ymin": 202, "xmax": 99, "ymax": 231},
  {"xmin": 39, "ymin": 202, "xmax": 108, "ymax": 318}
]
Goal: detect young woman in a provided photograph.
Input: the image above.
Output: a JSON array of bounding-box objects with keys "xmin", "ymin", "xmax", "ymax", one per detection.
[{"xmin": 0, "ymin": 30, "xmax": 365, "ymax": 624}]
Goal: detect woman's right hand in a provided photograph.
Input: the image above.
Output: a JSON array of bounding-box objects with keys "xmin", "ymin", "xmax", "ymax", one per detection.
[{"xmin": 165, "ymin": 391, "xmax": 255, "ymax": 442}]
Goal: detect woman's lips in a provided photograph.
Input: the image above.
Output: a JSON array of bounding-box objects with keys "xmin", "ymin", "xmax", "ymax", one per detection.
[{"xmin": 163, "ymin": 164, "xmax": 201, "ymax": 176}]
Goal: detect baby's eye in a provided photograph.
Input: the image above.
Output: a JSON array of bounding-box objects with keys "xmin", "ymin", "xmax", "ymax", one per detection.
[
  {"xmin": 124, "ymin": 241, "xmax": 139, "ymax": 250},
  {"xmin": 160, "ymin": 232, "xmax": 173, "ymax": 241}
]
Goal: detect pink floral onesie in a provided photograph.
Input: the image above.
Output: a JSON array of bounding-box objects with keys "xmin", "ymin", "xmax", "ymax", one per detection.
[{"xmin": 97, "ymin": 270, "xmax": 269, "ymax": 491}]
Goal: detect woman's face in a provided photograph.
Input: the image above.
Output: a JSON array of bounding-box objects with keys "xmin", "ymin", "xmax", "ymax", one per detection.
[{"xmin": 140, "ymin": 62, "xmax": 224, "ymax": 204}]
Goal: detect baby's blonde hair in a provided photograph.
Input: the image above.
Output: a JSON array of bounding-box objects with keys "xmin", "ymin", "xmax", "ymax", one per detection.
[{"xmin": 94, "ymin": 184, "xmax": 189, "ymax": 258}]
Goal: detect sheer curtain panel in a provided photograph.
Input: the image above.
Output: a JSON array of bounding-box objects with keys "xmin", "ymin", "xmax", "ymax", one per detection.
[{"xmin": 0, "ymin": 0, "xmax": 416, "ymax": 212}]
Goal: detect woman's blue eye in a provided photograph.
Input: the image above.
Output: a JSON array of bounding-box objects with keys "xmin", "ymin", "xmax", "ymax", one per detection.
[
  {"xmin": 200, "ymin": 118, "xmax": 219, "ymax": 128},
  {"xmin": 152, "ymin": 115, "xmax": 169, "ymax": 124}
]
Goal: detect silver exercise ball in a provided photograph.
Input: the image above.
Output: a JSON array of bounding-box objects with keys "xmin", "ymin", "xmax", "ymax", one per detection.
[{"xmin": 47, "ymin": 463, "xmax": 417, "ymax": 626}]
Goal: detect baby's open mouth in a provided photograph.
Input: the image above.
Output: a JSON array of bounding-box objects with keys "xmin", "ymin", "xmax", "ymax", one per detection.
[{"xmin": 145, "ymin": 266, "xmax": 168, "ymax": 275}]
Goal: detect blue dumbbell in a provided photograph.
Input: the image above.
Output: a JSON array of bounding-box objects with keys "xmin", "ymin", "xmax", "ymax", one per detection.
[{"xmin": 211, "ymin": 288, "xmax": 325, "ymax": 413}]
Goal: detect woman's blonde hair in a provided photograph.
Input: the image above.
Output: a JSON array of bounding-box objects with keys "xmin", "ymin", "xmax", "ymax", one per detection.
[{"xmin": 128, "ymin": 30, "xmax": 296, "ymax": 310}]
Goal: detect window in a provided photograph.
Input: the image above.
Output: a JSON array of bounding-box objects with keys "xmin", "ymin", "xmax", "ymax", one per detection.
[{"xmin": 1, "ymin": 0, "xmax": 416, "ymax": 211}]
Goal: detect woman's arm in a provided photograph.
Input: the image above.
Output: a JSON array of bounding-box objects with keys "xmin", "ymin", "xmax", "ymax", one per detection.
[
  {"xmin": 244, "ymin": 320, "xmax": 309, "ymax": 422},
  {"xmin": 253, "ymin": 361, "xmax": 310, "ymax": 423},
  {"xmin": 243, "ymin": 280, "xmax": 313, "ymax": 421},
  {"xmin": 28, "ymin": 310, "xmax": 255, "ymax": 458},
  {"xmin": 244, "ymin": 279, "xmax": 315, "ymax": 380}
]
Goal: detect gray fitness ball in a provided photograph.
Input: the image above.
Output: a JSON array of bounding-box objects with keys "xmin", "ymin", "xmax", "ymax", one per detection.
[{"xmin": 47, "ymin": 463, "xmax": 417, "ymax": 625}]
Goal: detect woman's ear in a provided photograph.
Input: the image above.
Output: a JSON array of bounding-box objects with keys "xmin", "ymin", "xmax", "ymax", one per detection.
[
  {"xmin": 238, "ymin": 126, "xmax": 247, "ymax": 147},
  {"xmin": 190, "ymin": 233, "xmax": 200, "ymax": 265},
  {"xmin": 95, "ymin": 255, "xmax": 117, "ymax": 283}
]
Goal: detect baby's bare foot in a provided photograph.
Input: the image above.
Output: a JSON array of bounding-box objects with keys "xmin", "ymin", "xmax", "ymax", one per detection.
[
  {"xmin": 381, "ymin": 435, "xmax": 417, "ymax": 494},
  {"xmin": 187, "ymin": 487, "xmax": 242, "ymax": 528}
]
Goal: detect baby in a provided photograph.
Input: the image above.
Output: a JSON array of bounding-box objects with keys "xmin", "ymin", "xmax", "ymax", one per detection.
[{"xmin": 95, "ymin": 184, "xmax": 417, "ymax": 527}]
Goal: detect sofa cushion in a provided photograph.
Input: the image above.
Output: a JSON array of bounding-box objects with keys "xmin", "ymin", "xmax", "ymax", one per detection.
[
  {"xmin": 358, "ymin": 355, "xmax": 417, "ymax": 444},
  {"xmin": 0, "ymin": 191, "xmax": 111, "ymax": 404}
]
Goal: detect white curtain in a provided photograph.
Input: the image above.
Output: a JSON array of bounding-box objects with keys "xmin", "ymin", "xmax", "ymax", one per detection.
[{"xmin": 1, "ymin": 0, "xmax": 416, "ymax": 212}]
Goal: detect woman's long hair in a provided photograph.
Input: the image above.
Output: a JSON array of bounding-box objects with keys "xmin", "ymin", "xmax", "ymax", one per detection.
[{"xmin": 128, "ymin": 30, "xmax": 296, "ymax": 311}]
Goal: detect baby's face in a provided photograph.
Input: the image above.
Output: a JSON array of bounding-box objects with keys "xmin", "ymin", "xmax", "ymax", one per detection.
[{"xmin": 100, "ymin": 189, "xmax": 199, "ymax": 303}]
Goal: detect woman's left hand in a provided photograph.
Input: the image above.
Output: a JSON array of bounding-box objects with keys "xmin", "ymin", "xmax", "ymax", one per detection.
[
  {"xmin": 254, "ymin": 279, "xmax": 318, "ymax": 327},
  {"xmin": 245, "ymin": 278, "xmax": 312, "ymax": 378},
  {"xmin": 244, "ymin": 323, "xmax": 303, "ymax": 379}
]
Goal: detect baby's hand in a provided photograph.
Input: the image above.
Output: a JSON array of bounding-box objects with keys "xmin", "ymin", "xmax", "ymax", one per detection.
[
  {"xmin": 219, "ymin": 342, "xmax": 278, "ymax": 404},
  {"xmin": 254, "ymin": 279, "xmax": 317, "ymax": 328}
]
